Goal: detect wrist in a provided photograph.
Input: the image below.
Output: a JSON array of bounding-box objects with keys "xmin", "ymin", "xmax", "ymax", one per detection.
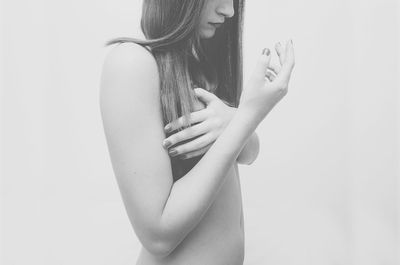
[{"xmin": 237, "ymin": 104, "xmax": 266, "ymax": 127}]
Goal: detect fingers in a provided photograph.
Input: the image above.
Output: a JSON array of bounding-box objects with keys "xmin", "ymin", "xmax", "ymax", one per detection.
[
  {"xmin": 194, "ymin": 88, "xmax": 218, "ymax": 105},
  {"xmin": 167, "ymin": 133, "xmax": 215, "ymax": 157},
  {"xmin": 272, "ymin": 39, "xmax": 295, "ymax": 88},
  {"xmin": 265, "ymin": 70, "xmax": 276, "ymax": 82},
  {"xmin": 285, "ymin": 39, "xmax": 295, "ymax": 67},
  {"xmin": 251, "ymin": 48, "xmax": 272, "ymax": 84},
  {"xmin": 275, "ymin": 42, "xmax": 286, "ymax": 65},
  {"xmin": 163, "ymin": 120, "xmax": 210, "ymax": 149},
  {"xmin": 268, "ymin": 59, "xmax": 281, "ymax": 75},
  {"xmin": 164, "ymin": 108, "xmax": 208, "ymax": 133},
  {"xmin": 180, "ymin": 144, "xmax": 211, "ymax": 160}
]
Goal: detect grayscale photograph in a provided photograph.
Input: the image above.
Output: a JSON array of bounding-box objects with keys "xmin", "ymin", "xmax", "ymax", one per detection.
[{"xmin": 1, "ymin": 0, "xmax": 399, "ymax": 264}]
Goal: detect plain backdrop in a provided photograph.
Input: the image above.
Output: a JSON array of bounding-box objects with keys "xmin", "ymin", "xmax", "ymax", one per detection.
[{"xmin": 1, "ymin": 0, "xmax": 399, "ymax": 264}]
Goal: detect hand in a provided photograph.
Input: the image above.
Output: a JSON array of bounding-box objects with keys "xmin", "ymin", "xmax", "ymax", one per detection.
[
  {"xmin": 239, "ymin": 39, "xmax": 295, "ymax": 122},
  {"xmin": 162, "ymin": 88, "xmax": 236, "ymax": 159}
]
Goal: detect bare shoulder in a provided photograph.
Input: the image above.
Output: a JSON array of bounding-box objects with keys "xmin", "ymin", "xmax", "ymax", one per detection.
[
  {"xmin": 98, "ymin": 43, "xmax": 174, "ymax": 254},
  {"xmin": 103, "ymin": 42, "xmax": 157, "ymax": 69},
  {"xmin": 99, "ymin": 42, "xmax": 161, "ymax": 122},
  {"xmin": 100, "ymin": 42, "xmax": 159, "ymax": 92}
]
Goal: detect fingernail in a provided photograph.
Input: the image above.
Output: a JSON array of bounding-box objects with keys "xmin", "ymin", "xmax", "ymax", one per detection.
[
  {"xmin": 169, "ymin": 148, "xmax": 178, "ymax": 157},
  {"xmin": 262, "ymin": 48, "xmax": 270, "ymax": 56},
  {"xmin": 163, "ymin": 140, "xmax": 172, "ymax": 149}
]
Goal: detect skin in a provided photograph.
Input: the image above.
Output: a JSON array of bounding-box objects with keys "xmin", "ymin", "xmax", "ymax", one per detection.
[
  {"xmin": 100, "ymin": 1, "xmax": 295, "ymax": 264},
  {"xmin": 164, "ymin": 0, "xmax": 259, "ymax": 164},
  {"xmin": 197, "ymin": 0, "xmax": 235, "ymax": 39},
  {"xmin": 162, "ymin": 89, "xmax": 260, "ymax": 164}
]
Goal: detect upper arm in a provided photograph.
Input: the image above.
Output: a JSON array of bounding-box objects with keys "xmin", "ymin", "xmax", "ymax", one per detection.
[{"xmin": 99, "ymin": 43, "xmax": 174, "ymax": 255}]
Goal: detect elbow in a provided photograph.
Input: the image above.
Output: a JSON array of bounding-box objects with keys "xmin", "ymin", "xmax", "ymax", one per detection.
[
  {"xmin": 140, "ymin": 227, "xmax": 178, "ymax": 258},
  {"xmin": 146, "ymin": 239, "xmax": 175, "ymax": 258},
  {"xmin": 133, "ymin": 216, "xmax": 183, "ymax": 258}
]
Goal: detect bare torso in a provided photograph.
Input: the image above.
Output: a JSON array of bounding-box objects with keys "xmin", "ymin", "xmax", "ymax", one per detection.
[
  {"xmin": 136, "ymin": 96, "xmax": 245, "ymax": 265},
  {"xmin": 136, "ymin": 163, "xmax": 244, "ymax": 265}
]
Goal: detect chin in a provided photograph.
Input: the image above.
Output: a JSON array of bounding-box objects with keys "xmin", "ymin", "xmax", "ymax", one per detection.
[{"xmin": 199, "ymin": 28, "xmax": 217, "ymax": 39}]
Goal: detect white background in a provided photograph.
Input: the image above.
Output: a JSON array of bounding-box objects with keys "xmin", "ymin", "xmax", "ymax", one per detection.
[{"xmin": 1, "ymin": 0, "xmax": 399, "ymax": 264}]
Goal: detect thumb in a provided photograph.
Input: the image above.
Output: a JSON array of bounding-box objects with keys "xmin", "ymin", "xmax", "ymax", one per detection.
[
  {"xmin": 194, "ymin": 88, "xmax": 217, "ymax": 105},
  {"xmin": 251, "ymin": 48, "xmax": 271, "ymax": 83}
]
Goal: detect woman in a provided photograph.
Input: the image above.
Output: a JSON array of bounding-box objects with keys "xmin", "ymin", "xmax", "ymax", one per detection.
[{"xmin": 99, "ymin": 0, "xmax": 295, "ymax": 264}]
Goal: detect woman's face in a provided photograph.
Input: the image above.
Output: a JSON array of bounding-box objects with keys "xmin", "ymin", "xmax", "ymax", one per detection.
[{"xmin": 198, "ymin": 0, "xmax": 235, "ymax": 39}]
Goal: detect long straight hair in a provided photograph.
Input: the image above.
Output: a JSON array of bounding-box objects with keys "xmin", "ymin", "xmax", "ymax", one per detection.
[{"xmin": 105, "ymin": 0, "xmax": 245, "ymax": 129}]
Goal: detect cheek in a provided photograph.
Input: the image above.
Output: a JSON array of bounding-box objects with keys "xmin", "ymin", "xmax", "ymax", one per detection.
[
  {"xmin": 197, "ymin": 2, "xmax": 218, "ymax": 38},
  {"xmin": 199, "ymin": 0, "xmax": 215, "ymax": 24}
]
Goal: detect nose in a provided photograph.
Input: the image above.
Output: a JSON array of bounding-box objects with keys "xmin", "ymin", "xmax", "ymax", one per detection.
[{"xmin": 216, "ymin": 0, "xmax": 235, "ymax": 19}]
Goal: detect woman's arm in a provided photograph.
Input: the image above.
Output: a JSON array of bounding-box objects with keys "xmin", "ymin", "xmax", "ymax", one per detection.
[
  {"xmin": 227, "ymin": 105, "xmax": 259, "ymax": 165},
  {"xmin": 221, "ymin": 100, "xmax": 260, "ymax": 165},
  {"xmin": 161, "ymin": 94, "xmax": 260, "ymax": 164},
  {"xmin": 100, "ymin": 41, "xmax": 293, "ymax": 258},
  {"xmin": 100, "ymin": 43, "xmax": 258, "ymax": 257},
  {"xmin": 222, "ymin": 101, "xmax": 260, "ymax": 165}
]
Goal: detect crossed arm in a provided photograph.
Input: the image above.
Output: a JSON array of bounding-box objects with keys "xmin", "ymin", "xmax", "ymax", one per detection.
[{"xmin": 162, "ymin": 91, "xmax": 260, "ymax": 165}]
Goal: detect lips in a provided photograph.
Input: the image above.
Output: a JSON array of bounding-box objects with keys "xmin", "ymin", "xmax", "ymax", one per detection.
[{"xmin": 209, "ymin": 22, "xmax": 223, "ymax": 28}]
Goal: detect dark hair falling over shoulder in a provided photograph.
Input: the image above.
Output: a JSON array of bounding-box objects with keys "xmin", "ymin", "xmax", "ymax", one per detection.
[
  {"xmin": 105, "ymin": 0, "xmax": 245, "ymax": 129},
  {"xmin": 105, "ymin": 0, "xmax": 245, "ymax": 181}
]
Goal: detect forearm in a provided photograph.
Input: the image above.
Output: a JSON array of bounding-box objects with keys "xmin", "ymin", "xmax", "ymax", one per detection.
[
  {"xmin": 229, "ymin": 107, "xmax": 260, "ymax": 165},
  {"xmin": 159, "ymin": 107, "xmax": 259, "ymax": 253},
  {"xmin": 237, "ymin": 131, "xmax": 260, "ymax": 165}
]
